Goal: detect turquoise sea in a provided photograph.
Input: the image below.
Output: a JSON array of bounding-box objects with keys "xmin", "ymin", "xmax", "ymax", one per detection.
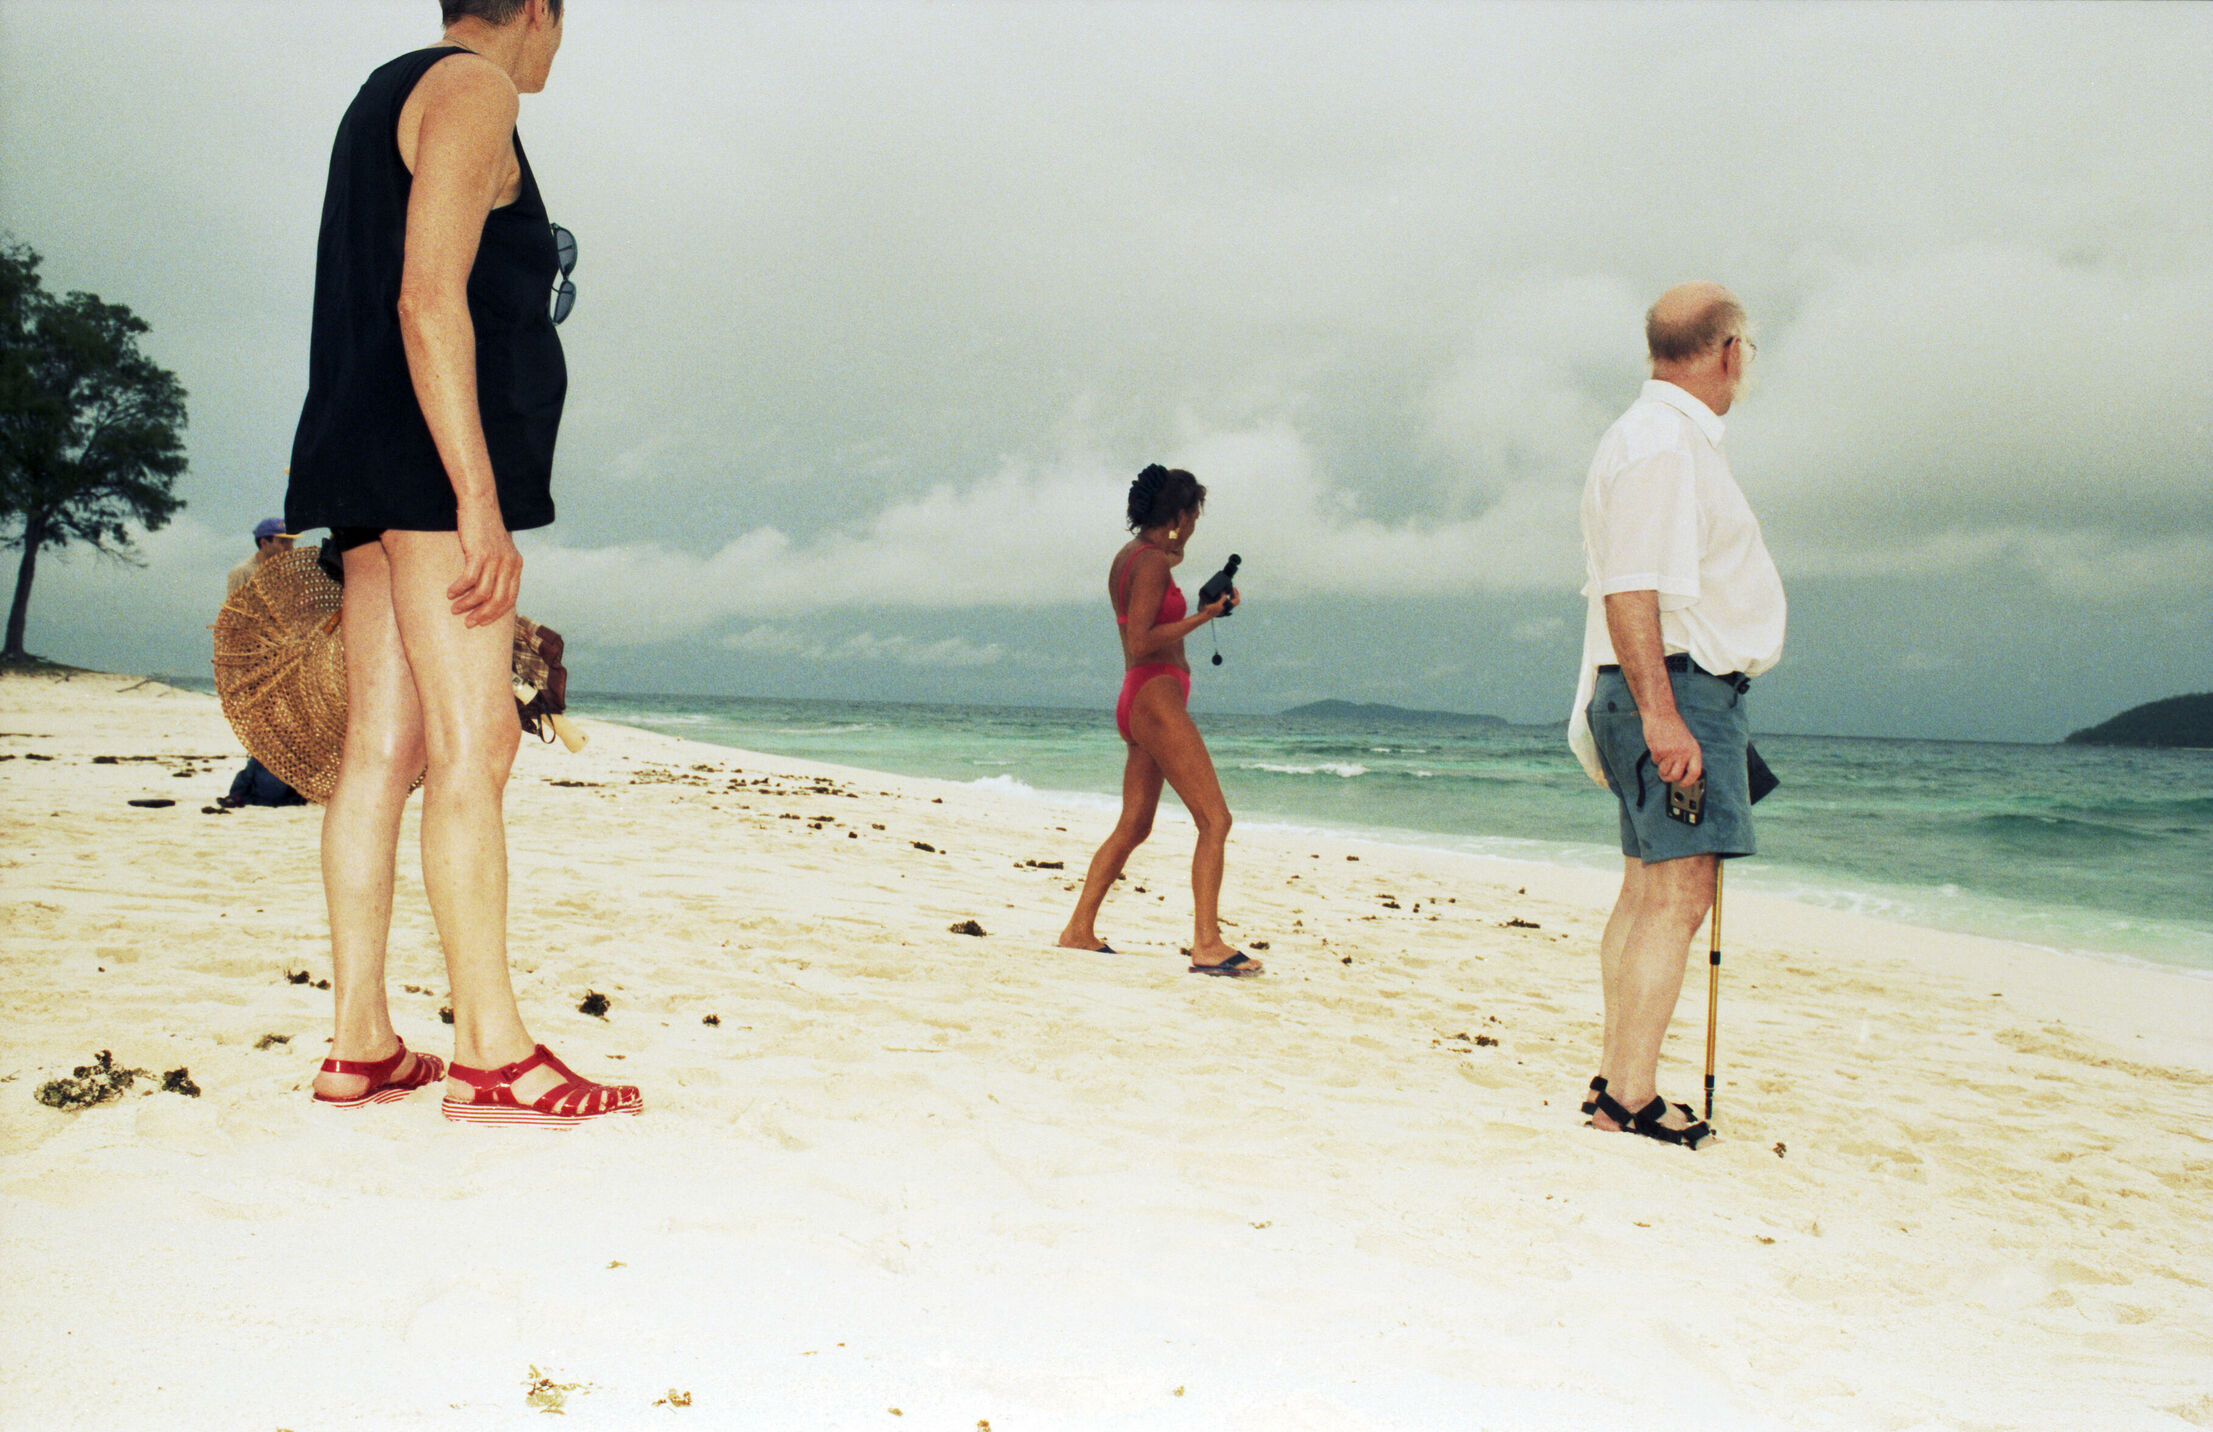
[{"xmin": 577, "ymin": 692, "xmax": 2213, "ymax": 976}]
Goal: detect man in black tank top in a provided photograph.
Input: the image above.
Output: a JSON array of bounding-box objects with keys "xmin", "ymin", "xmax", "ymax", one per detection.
[{"xmin": 291, "ymin": 0, "xmax": 640, "ymax": 1126}]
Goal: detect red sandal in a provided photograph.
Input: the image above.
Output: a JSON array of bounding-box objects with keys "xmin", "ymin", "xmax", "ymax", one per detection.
[
  {"xmin": 441, "ymin": 1045, "xmax": 643, "ymax": 1128},
  {"xmin": 312, "ymin": 1040, "xmax": 445, "ymax": 1109}
]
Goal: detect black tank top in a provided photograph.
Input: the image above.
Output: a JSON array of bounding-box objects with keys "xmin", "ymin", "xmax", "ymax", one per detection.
[{"xmin": 286, "ymin": 46, "xmax": 566, "ymax": 536}]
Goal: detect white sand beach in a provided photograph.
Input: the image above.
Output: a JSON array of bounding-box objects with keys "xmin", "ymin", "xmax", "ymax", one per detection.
[{"xmin": 3, "ymin": 669, "xmax": 2209, "ymax": 1431}]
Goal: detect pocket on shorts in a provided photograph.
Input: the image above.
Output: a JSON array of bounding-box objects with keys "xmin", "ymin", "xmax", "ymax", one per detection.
[
  {"xmin": 1587, "ymin": 702, "xmax": 1646, "ymax": 800},
  {"xmin": 1671, "ymin": 671, "xmax": 1737, "ymax": 713}
]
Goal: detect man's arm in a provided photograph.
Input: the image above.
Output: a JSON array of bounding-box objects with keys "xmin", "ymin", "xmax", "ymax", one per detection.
[
  {"xmin": 1604, "ymin": 589, "xmax": 1703, "ymax": 787},
  {"xmin": 396, "ymin": 57, "xmax": 524, "ymax": 627}
]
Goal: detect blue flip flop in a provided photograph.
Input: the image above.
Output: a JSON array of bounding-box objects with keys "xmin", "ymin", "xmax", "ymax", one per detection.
[{"xmin": 1188, "ymin": 951, "xmax": 1259, "ymax": 977}]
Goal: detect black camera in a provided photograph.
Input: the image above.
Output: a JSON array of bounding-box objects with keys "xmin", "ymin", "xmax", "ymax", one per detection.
[{"xmin": 1198, "ymin": 553, "xmax": 1241, "ymax": 616}]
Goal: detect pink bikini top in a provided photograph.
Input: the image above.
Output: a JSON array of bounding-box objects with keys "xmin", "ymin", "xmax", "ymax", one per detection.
[{"xmin": 1113, "ymin": 544, "xmax": 1186, "ymax": 628}]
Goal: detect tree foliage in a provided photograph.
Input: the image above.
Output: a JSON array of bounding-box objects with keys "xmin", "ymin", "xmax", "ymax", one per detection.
[{"xmin": 1, "ymin": 238, "xmax": 189, "ymax": 661}]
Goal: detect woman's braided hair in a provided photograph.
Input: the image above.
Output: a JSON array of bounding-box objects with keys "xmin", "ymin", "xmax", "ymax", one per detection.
[{"xmin": 1126, "ymin": 464, "xmax": 1206, "ymax": 533}]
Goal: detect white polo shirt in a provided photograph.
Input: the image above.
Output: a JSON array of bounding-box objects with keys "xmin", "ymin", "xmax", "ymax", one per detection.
[{"xmin": 1566, "ymin": 380, "xmax": 1786, "ymax": 785}]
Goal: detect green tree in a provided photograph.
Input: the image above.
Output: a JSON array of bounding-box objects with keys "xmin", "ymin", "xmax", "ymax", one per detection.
[{"xmin": 1, "ymin": 240, "xmax": 189, "ymax": 663}]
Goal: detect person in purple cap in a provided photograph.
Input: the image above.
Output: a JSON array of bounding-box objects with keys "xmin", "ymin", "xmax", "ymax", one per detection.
[
  {"xmin": 219, "ymin": 519, "xmax": 306, "ymax": 807},
  {"xmin": 225, "ymin": 517, "xmax": 296, "ymax": 596}
]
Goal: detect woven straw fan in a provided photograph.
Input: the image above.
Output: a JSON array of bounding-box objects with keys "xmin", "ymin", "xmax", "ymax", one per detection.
[{"xmin": 213, "ymin": 545, "xmax": 582, "ymax": 805}]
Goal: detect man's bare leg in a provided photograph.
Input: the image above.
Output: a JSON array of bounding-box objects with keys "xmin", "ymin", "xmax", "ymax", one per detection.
[
  {"xmin": 1580, "ymin": 856, "xmax": 1645, "ymax": 1111},
  {"xmin": 312, "ymin": 541, "xmax": 432, "ymax": 1100},
  {"xmin": 1597, "ymin": 857, "xmax": 1647, "ymax": 1058},
  {"xmin": 1594, "ymin": 851, "xmax": 1714, "ymax": 1129}
]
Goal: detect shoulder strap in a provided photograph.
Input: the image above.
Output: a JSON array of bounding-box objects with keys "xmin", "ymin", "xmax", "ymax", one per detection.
[{"xmin": 1113, "ymin": 543, "xmax": 1159, "ymax": 617}]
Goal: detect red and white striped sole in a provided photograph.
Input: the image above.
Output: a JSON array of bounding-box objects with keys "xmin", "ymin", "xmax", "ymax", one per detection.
[
  {"xmin": 316, "ymin": 1084, "xmax": 422, "ymax": 1111},
  {"xmin": 440, "ymin": 1094, "xmax": 643, "ymax": 1128},
  {"xmin": 311, "ymin": 1054, "xmax": 446, "ymax": 1110}
]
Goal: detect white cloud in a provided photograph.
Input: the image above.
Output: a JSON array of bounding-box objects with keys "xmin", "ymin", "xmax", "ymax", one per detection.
[
  {"xmin": 1740, "ymin": 244, "xmax": 2213, "ymax": 598},
  {"xmin": 19, "ymin": 513, "xmax": 238, "ymax": 626},
  {"xmin": 1777, "ymin": 526, "xmax": 2213, "ymax": 605},
  {"xmin": 1763, "ymin": 247, "xmax": 2209, "ymax": 503},
  {"xmin": 1418, "ymin": 274, "xmax": 1644, "ymax": 500},
  {"xmin": 519, "ymin": 419, "xmax": 1586, "ymax": 646},
  {"xmin": 1172, "ymin": 423, "xmax": 1579, "ymax": 597}
]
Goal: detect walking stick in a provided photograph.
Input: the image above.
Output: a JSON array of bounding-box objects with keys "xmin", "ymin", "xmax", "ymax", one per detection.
[{"xmin": 1703, "ymin": 862, "xmax": 1724, "ymax": 1123}]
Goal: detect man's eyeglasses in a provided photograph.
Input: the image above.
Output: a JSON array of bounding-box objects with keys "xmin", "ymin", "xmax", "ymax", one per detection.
[{"xmin": 550, "ymin": 222, "xmax": 578, "ymax": 325}]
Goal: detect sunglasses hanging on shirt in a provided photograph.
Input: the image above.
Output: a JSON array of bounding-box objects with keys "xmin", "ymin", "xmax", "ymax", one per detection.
[{"xmin": 549, "ymin": 222, "xmax": 578, "ymax": 325}]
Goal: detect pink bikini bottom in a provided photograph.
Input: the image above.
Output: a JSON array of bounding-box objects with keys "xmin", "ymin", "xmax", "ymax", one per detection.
[{"xmin": 1116, "ymin": 663, "xmax": 1191, "ymax": 743}]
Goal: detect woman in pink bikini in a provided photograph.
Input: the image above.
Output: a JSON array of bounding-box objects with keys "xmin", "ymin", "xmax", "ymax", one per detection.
[{"xmin": 1058, "ymin": 466, "xmax": 1257, "ymax": 975}]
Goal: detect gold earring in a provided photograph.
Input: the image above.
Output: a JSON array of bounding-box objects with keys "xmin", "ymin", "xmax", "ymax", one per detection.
[{"xmin": 1167, "ymin": 528, "xmax": 1180, "ymax": 540}]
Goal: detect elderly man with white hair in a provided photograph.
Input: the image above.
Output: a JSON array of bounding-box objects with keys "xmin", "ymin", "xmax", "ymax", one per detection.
[{"xmin": 1567, "ymin": 281, "xmax": 1786, "ymax": 1148}]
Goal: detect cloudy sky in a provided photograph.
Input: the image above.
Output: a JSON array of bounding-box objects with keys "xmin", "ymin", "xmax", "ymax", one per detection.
[{"xmin": 4, "ymin": 0, "xmax": 2207, "ymax": 741}]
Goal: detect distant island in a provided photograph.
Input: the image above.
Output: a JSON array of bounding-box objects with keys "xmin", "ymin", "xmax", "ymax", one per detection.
[
  {"xmin": 2064, "ymin": 693, "xmax": 2213, "ymax": 749},
  {"xmin": 1280, "ymin": 699, "xmax": 1509, "ymax": 727}
]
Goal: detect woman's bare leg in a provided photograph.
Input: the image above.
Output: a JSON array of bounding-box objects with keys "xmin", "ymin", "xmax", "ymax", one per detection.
[
  {"xmin": 312, "ymin": 541, "xmax": 432, "ymax": 1099},
  {"xmin": 380, "ymin": 531, "xmax": 560, "ymax": 1099},
  {"xmin": 1058, "ymin": 744, "xmax": 1163, "ymax": 950},
  {"xmin": 1127, "ymin": 676, "xmax": 1252, "ymax": 971}
]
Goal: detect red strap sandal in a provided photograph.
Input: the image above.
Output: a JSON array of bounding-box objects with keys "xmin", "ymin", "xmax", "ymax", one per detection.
[
  {"xmin": 442, "ymin": 1044, "xmax": 643, "ymax": 1128},
  {"xmin": 312, "ymin": 1040, "xmax": 445, "ymax": 1109}
]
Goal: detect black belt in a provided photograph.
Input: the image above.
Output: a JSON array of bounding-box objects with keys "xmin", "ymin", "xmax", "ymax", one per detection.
[{"xmin": 1598, "ymin": 652, "xmax": 1750, "ymax": 694}]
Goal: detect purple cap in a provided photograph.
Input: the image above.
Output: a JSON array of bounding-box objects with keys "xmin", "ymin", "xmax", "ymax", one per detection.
[{"xmin": 253, "ymin": 518, "xmax": 293, "ymax": 540}]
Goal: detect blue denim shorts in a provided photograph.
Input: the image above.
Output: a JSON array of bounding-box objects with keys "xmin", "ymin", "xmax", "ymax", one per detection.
[{"xmin": 1587, "ymin": 667, "xmax": 1756, "ymax": 862}]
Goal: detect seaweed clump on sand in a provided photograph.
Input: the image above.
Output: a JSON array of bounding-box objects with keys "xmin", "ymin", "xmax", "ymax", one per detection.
[
  {"xmin": 162, "ymin": 1068, "xmax": 202, "ymax": 1097},
  {"xmin": 35, "ymin": 1051, "xmax": 151, "ymax": 1111},
  {"xmin": 577, "ymin": 990, "xmax": 611, "ymax": 1018},
  {"xmin": 523, "ymin": 1365, "xmax": 589, "ymax": 1414}
]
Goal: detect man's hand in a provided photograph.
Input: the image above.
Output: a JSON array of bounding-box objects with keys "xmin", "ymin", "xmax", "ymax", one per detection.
[
  {"xmin": 449, "ymin": 500, "xmax": 522, "ymax": 626},
  {"xmin": 1603, "ymin": 588, "xmax": 1705, "ymax": 786},
  {"xmin": 1642, "ymin": 709, "xmax": 1703, "ymax": 787}
]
